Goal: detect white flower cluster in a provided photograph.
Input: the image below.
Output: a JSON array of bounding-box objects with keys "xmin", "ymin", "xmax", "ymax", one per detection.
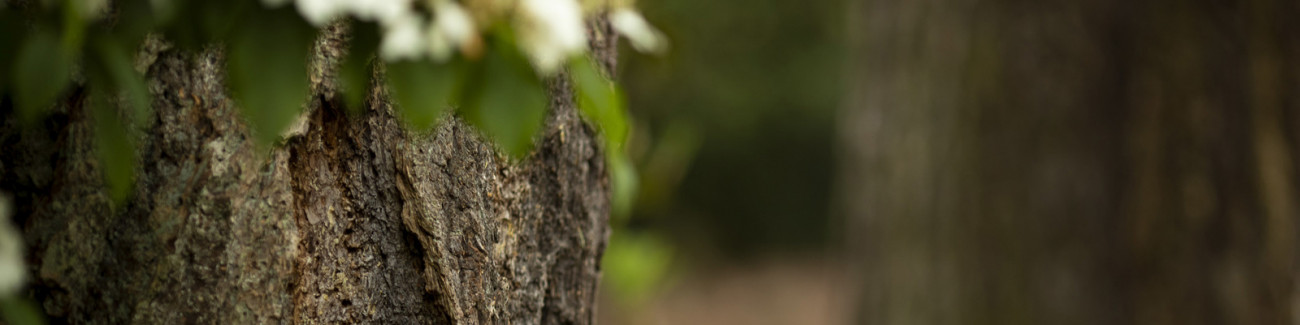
[
  {"xmin": 261, "ymin": 0, "xmax": 664, "ymax": 75},
  {"xmin": 513, "ymin": 0, "xmax": 588, "ymax": 74},
  {"xmin": 0, "ymin": 194, "xmax": 25, "ymax": 297}
]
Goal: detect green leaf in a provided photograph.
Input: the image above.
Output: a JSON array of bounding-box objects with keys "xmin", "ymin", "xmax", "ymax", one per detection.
[
  {"xmin": 91, "ymin": 91, "xmax": 137, "ymax": 203},
  {"xmin": 91, "ymin": 37, "xmax": 151, "ymax": 124},
  {"xmin": 226, "ymin": 6, "xmax": 316, "ymax": 147},
  {"xmin": 61, "ymin": 0, "xmax": 88, "ymax": 54},
  {"xmin": 160, "ymin": 0, "xmax": 254, "ymax": 50},
  {"xmin": 570, "ymin": 55, "xmax": 629, "ymax": 150},
  {"xmin": 0, "ymin": 297, "xmax": 46, "ymax": 325},
  {"xmin": 386, "ymin": 59, "xmax": 459, "ymax": 130},
  {"xmin": 12, "ymin": 28, "xmax": 72, "ymax": 122},
  {"xmin": 461, "ymin": 47, "xmax": 548, "ymax": 158},
  {"xmin": 609, "ymin": 152, "xmax": 639, "ymax": 219},
  {"xmin": 340, "ymin": 21, "xmax": 380, "ymax": 113}
]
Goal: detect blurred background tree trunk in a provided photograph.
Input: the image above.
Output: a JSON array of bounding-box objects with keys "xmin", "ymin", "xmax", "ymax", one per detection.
[
  {"xmin": 840, "ymin": 0, "xmax": 1300, "ymax": 324},
  {"xmin": 0, "ymin": 23, "xmax": 616, "ymax": 324}
]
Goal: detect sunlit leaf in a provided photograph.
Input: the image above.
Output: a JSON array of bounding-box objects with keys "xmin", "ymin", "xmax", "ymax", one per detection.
[
  {"xmin": 571, "ymin": 56, "xmax": 638, "ymax": 217},
  {"xmin": 226, "ymin": 6, "xmax": 316, "ymax": 147},
  {"xmin": 570, "ymin": 55, "xmax": 628, "ymax": 150},
  {"xmin": 386, "ymin": 58, "xmax": 459, "ymax": 130},
  {"xmin": 90, "ymin": 91, "xmax": 137, "ymax": 203},
  {"xmin": 12, "ymin": 28, "xmax": 72, "ymax": 122},
  {"xmin": 340, "ymin": 21, "xmax": 379, "ymax": 113},
  {"xmin": 0, "ymin": 297, "xmax": 46, "ymax": 325},
  {"xmin": 609, "ymin": 152, "xmax": 639, "ymax": 219},
  {"xmin": 461, "ymin": 46, "xmax": 548, "ymax": 158}
]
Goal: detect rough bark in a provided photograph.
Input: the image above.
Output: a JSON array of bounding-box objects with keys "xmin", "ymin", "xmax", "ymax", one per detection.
[
  {"xmin": 841, "ymin": 0, "xmax": 1299, "ymax": 324},
  {"xmin": 0, "ymin": 19, "xmax": 618, "ymax": 324}
]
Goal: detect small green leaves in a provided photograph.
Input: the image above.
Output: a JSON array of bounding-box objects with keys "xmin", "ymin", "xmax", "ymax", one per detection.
[
  {"xmin": 226, "ymin": 6, "xmax": 316, "ymax": 147},
  {"xmin": 385, "ymin": 58, "xmax": 459, "ymax": 130},
  {"xmin": 461, "ymin": 45, "xmax": 548, "ymax": 158},
  {"xmin": 90, "ymin": 91, "xmax": 137, "ymax": 203},
  {"xmin": 12, "ymin": 28, "xmax": 73, "ymax": 122}
]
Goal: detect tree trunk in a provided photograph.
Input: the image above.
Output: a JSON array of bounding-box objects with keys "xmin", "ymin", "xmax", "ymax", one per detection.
[
  {"xmin": 0, "ymin": 20, "xmax": 617, "ymax": 324},
  {"xmin": 841, "ymin": 0, "xmax": 1299, "ymax": 324}
]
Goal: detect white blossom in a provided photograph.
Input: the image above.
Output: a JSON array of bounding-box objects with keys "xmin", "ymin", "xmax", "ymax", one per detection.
[
  {"xmin": 348, "ymin": 0, "xmax": 413, "ymax": 26},
  {"xmin": 427, "ymin": 0, "xmax": 476, "ymax": 61},
  {"xmin": 380, "ymin": 13, "xmax": 428, "ymax": 61},
  {"xmin": 0, "ymin": 194, "xmax": 24, "ymax": 297},
  {"xmin": 610, "ymin": 8, "xmax": 665, "ymax": 53},
  {"xmin": 426, "ymin": 29, "xmax": 454, "ymax": 61},
  {"xmin": 295, "ymin": 0, "xmax": 347, "ymax": 26},
  {"xmin": 514, "ymin": 0, "xmax": 587, "ymax": 74}
]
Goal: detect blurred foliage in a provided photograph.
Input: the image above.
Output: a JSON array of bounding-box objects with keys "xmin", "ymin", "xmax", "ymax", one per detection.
[
  {"xmin": 386, "ymin": 57, "xmax": 461, "ymax": 130},
  {"xmin": 621, "ymin": 0, "xmax": 845, "ymax": 259},
  {"xmin": 0, "ymin": 297, "xmax": 44, "ymax": 325},
  {"xmin": 226, "ymin": 5, "xmax": 317, "ymax": 146},
  {"xmin": 459, "ymin": 38, "xmax": 549, "ymax": 157},
  {"xmin": 571, "ymin": 56, "xmax": 637, "ymax": 217},
  {"xmin": 11, "ymin": 27, "xmax": 71, "ymax": 123},
  {"xmin": 596, "ymin": 0, "xmax": 846, "ymax": 309},
  {"xmin": 602, "ymin": 230, "xmax": 673, "ymax": 309}
]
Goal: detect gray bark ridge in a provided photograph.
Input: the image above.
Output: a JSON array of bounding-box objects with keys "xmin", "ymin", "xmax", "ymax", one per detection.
[{"xmin": 0, "ymin": 18, "xmax": 617, "ymax": 324}]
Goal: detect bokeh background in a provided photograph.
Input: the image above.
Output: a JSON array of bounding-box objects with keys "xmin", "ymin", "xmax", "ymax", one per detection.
[
  {"xmin": 599, "ymin": 0, "xmax": 850, "ymax": 323},
  {"xmin": 600, "ymin": 0, "xmax": 1300, "ymax": 324}
]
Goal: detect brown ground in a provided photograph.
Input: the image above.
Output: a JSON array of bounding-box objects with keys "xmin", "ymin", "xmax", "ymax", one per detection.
[{"xmin": 599, "ymin": 257, "xmax": 851, "ymax": 325}]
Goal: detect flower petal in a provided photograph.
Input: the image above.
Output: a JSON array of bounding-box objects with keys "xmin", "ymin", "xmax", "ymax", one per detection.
[
  {"xmin": 381, "ymin": 14, "xmax": 429, "ymax": 61},
  {"xmin": 610, "ymin": 9, "xmax": 666, "ymax": 53},
  {"xmin": 515, "ymin": 0, "xmax": 587, "ymax": 74}
]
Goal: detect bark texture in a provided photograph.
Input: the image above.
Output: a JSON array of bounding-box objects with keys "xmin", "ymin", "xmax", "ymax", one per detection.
[
  {"xmin": 841, "ymin": 0, "xmax": 1299, "ymax": 324},
  {"xmin": 0, "ymin": 19, "xmax": 618, "ymax": 324}
]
